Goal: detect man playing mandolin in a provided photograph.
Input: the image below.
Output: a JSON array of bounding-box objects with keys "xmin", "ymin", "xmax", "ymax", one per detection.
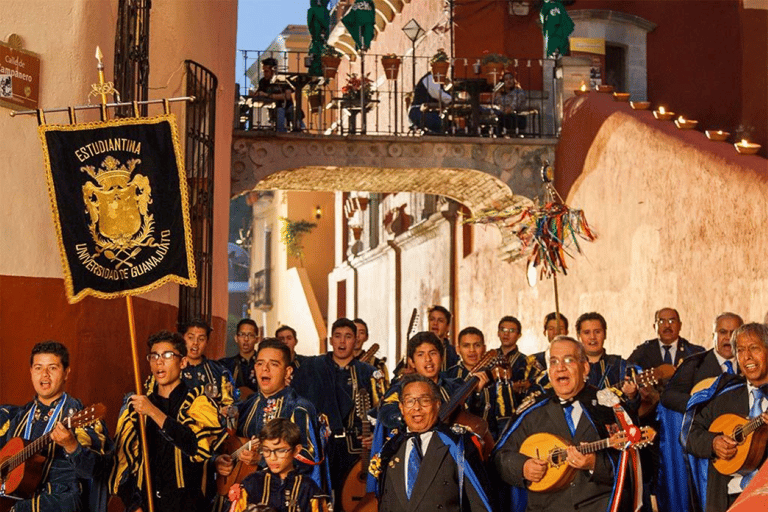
[
  {"xmin": 684, "ymin": 322, "xmax": 768, "ymax": 512},
  {"xmin": 0, "ymin": 341, "xmax": 110, "ymax": 512},
  {"xmin": 494, "ymin": 336, "xmax": 626, "ymax": 512}
]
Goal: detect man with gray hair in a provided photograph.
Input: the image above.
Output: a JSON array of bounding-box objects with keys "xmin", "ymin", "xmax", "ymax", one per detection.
[
  {"xmin": 662, "ymin": 312, "xmax": 744, "ymax": 413},
  {"xmin": 684, "ymin": 322, "xmax": 768, "ymax": 512}
]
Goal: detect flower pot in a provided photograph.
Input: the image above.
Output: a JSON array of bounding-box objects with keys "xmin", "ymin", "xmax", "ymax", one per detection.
[
  {"xmin": 321, "ymin": 55, "xmax": 341, "ymax": 79},
  {"xmin": 307, "ymin": 93, "xmax": 323, "ymax": 110},
  {"xmin": 431, "ymin": 61, "xmax": 450, "ymax": 83},
  {"xmin": 481, "ymin": 62, "xmax": 505, "ymax": 84},
  {"xmin": 381, "ymin": 57, "xmax": 401, "ymax": 80}
]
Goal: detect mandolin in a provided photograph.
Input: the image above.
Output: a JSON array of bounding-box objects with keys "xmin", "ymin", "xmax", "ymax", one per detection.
[
  {"xmin": 341, "ymin": 387, "xmax": 375, "ymax": 512},
  {"xmin": 634, "ymin": 364, "xmax": 676, "ymax": 417},
  {"xmin": 0, "ymin": 403, "xmax": 106, "ymax": 505},
  {"xmin": 215, "ymin": 437, "xmax": 259, "ymax": 495},
  {"xmin": 519, "ymin": 427, "xmax": 655, "ymax": 492},
  {"xmin": 709, "ymin": 413, "xmax": 768, "ymax": 475}
]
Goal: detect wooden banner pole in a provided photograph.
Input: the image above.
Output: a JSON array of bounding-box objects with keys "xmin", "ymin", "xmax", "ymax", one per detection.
[{"xmin": 126, "ymin": 296, "xmax": 156, "ymax": 512}]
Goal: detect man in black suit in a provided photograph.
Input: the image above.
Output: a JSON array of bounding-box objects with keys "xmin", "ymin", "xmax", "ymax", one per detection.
[
  {"xmin": 494, "ymin": 336, "xmax": 623, "ymax": 512},
  {"xmin": 628, "ymin": 308, "xmax": 705, "ymax": 370},
  {"xmin": 662, "ymin": 312, "xmax": 743, "ymax": 413},
  {"xmin": 373, "ymin": 374, "xmax": 493, "ymax": 512},
  {"xmin": 685, "ymin": 322, "xmax": 768, "ymax": 512},
  {"xmin": 627, "ymin": 307, "xmax": 705, "ymax": 512}
]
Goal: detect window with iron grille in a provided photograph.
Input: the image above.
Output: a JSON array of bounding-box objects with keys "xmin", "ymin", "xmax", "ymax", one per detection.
[
  {"xmin": 113, "ymin": 0, "xmax": 150, "ymax": 117},
  {"xmin": 178, "ymin": 61, "xmax": 217, "ymax": 328}
]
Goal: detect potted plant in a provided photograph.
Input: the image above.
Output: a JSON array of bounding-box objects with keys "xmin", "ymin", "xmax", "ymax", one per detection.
[
  {"xmin": 480, "ymin": 52, "xmax": 511, "ymax": 84},
  {"xmin": 381, "ymin": 53, "xmax": 401, "ymax": 80},
  {"xmin": 305, "ymin": 83, "xmax": 324, "ymax": 110},
  {"xmin": 341, "ymin": 73, "xmax": 374, "ymax": 104},
  {"xmin": 321, "ymin": 45, "xmax": 343, "ymax": 79},
  {"xmin": 430, "ymin": 48, "xmax": 450, "ymax": 83}
]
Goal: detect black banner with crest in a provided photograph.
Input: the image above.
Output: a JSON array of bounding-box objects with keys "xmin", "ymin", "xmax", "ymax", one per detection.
[{"xmin": 39, "ymin": 114, "xmax": 196, "ymax": 303}]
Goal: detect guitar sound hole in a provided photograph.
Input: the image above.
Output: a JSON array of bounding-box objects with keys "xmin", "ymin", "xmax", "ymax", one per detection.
[
  {"xmin": 551, "ymin": 450, "xmax": 566, "ymax": 466},
  {"xmin": 733, "ymin": 428, "xmax": 744, "ymax": 444}
]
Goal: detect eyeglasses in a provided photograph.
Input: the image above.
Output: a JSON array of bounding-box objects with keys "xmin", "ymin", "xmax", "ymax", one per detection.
[
  {"xmin": 259, "ymin": 447, "xmax": 292, "ymax": 458},
  {"xmin": 237, "ymin": 332, "xmax": 258, "ymax": 339},
  {"xmin": 549, "ymin": 356, "xmax": 579, "ymax": 367},
  {"xmin": 146, "ymin": 351, "xmax": 182, "ymax": 363},
  {"xmin": 656, "ymin": 318, "xmax": 679, "ymax": 325},
  {"xmin": 402, "ymin": 396, "xmax": 435, "ymax": 409},
  {"xmin": 499, "ymin": 327, "xmax": 519, "ymax": 334}
]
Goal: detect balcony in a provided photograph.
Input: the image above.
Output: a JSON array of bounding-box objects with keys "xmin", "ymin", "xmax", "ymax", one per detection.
[{"xmin": 234, "ymin": 49, "xmax": 561, "ymax": 138}]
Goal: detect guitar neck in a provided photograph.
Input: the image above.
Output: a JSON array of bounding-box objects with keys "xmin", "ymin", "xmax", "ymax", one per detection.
[
  {"xmin": 0, "ymin": 431, "xmax": 54, "ymax": 475},
  {"xmin": 743, "ymin": 414, "xmax": 766, "ymax": 438},
  {"xmin": 575, "ymin": 437, "xmax": 612, "ymax": 455},
  {"xmin": 231, "ymin": 439, "xmax": 253, "ymax": 460}
]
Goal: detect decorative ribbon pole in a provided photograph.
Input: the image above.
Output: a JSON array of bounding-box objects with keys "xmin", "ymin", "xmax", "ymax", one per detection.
[{"xmin": 94, "ymin": 46, "xmax": 156, "ymax": 512}]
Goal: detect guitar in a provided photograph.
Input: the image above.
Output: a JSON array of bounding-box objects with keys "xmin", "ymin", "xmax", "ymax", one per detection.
[
  {"xmin": 519, "ymin": 427, "xmax": 656, "ymax": 492},
  {"xmin": 633, "ymin": 364, "xmax": 676, "ymax": 417},
  {"xmin": 359, "ymin": 343, "xmax": 380, "ymax": 366},
  {"xmin": 709, "ymin": 413, "xmax": 768, "ymax": 475},
  {"xmin": 438, "ymin": 350, "xmax": 505, "ymax": 459},
  {"xmin": 215, "ymin": 437, "xmax": 259, "ymax": 495},
  {"xmin": 341, "ymin": 388, "xmax": 375, "ymax": 512},
  {"xmin": 0, "ymin": 403, "xmax": 106, "ymax": 504}
]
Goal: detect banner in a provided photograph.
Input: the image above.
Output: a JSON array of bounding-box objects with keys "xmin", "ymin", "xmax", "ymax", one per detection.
[{"xmin": 39, "ymin": 114, "xmax": 197, "ymax": 303}]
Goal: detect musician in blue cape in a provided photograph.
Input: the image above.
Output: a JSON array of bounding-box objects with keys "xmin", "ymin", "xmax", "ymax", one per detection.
[
  {"xmin": 370, "ymin": 374, "xmax": 494, "ymax": 512},
  {"xmin": 494, "ymin": 336, "xmax": 625, "ymax": 512},
  {"xmin": 0, "ymin": 341, "xmax": 111, "ymax": 512},
  {"xmin": 683, "ymin": 322, "xmax": 768, "ymax": 512},
  {"xmin": 275, "ymin": 325, "xmax": 309, "ymax": 369},
  {"xmin": 290, "ymin": 318, "xmax": 385, "ymax": 505},
  {"xmin": 109, "ymin": 330, "xmax": 226, "ymax": 512},
  {"xmin": 576, "ymin": 312, "xmax": 640, "ymax": 410},
  {"xmin": 220, "ymin": 319, "xmax": 261, "ymax": 393},
  {"xmin": 523, "ymin": 312, "xmax": 569, "ymax": 394},
  {"xmin": 495, "ymin": 316, "xmax": 529, "ymax": 414},
  {"xmin": 180, "ymin": 318, "xmax": 237, "ymax": 409},
  {"xmin": 445, "ymin": 326, "xmax": 510, "ymax": 439},
  {"xmin": 214, "ymin": 338, "xmax": 325, "ymax": 486},
  {"xmin": 353, "ymin": 318, "xmax": 390, "ymax": 386},
  {"xmin": 661, "ymin": 313, "xmax": 742, "ymax": 511}
]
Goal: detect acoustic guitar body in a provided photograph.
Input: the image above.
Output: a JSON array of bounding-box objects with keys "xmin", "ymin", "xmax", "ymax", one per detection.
[
  {"xmin": 216, "ymin": 435, "xmax": 259, "ymax": 495},
  {"xmin": 0, "ymin": 437, "xmax": 46, "ymax": 498},
  {"xmin": 519, "ymin": 432, "xmax": 576, "ymax": 493},
  {"xmin": 711, "ymin": 414, "xmax": 768, "ymax": 475},
  {"xmin": 341, "ymin": 459, "xmax": 371, "ymax": 512}
]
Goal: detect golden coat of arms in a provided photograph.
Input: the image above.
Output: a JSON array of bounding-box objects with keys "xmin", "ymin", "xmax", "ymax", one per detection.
[{"xmin": 81, "ymin": 155, "xmax": 154, "ymax": 268}]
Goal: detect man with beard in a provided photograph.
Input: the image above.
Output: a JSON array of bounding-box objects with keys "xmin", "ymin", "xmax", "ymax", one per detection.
[{"xmin": 494, "ymin": 336, "xmax": 624, "ymax": 512}]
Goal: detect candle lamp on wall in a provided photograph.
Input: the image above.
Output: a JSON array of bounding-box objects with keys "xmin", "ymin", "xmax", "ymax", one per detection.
[
  {"xmin": 705, "ymin": 130, "xmax": 729, "ymax": 141},
  {"xmin": 653, "ymin": 106, "xmax": 674, "ymax": 120},
  {"xmin": 314, "ymin": 205, "xmax": 322, "ymax": 220},
  {"xmin": 674, "ymin": 116, "xmax": 698, "ymax": 129},
  {"xmin": 734, "ymin": 139, "xmax": 761, "ymax": 155},
  {"xmin": 630, "ymin": 101, "xmax": 650, "ymax": 110},
  {"xmin": 574, "ymin": 82, "xmax": 589, "ymax": 96}
]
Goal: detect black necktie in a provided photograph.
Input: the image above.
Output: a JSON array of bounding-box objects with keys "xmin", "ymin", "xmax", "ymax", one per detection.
[{"xmin": 663, "ymin": 345, "xmax": 672, "ymax": 365}]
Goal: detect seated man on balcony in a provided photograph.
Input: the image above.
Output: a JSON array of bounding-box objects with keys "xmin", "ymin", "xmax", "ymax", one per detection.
[
  {"xmin": 252, "ymin": 57, "xmax": 302, "ymax": 132},
  {"xmin": 493, "ymin": 72, "xmax": 528, "ymax": 136},
  {"xmin": 409, "ymin": 71, "xmax": 452, "ymax": 134}
]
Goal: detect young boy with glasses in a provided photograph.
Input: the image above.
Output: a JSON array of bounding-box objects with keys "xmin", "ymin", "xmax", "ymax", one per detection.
[{"xmin": 227, "ymin": 418, "xmax": 329, "ymax": 512}]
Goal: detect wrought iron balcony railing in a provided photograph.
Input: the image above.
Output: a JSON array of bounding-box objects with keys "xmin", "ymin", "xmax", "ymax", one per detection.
[{"xmin": 235, "ymin": 49, "xmax": 559, "ymax": 138}]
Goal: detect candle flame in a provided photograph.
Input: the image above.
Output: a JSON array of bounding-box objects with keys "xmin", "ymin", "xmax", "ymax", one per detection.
[
  {"xmin": 717, "ymin": 130, "xmax": 723, "ymax": 134},
  {"xmin": 580, "ymin": 84, "xmax": 586, "ymax": 91},
  {"xmin": 678, "ymin": 116, "xmax": 685, "ymax": 122},
  {"xmin": 741, "ymin": 139, "xmax": 749, "ymax": 146},
  {"xmin": 659, "ymin": 106, "xmax": 665, "ymax": 114}
]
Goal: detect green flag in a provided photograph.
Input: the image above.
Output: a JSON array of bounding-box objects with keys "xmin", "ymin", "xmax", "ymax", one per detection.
[
  {"xmin": 342, "ymin": 0, "xmax": 375, "ymax": 51},
  {"xmin": 540, "ymin": 0, "xmax": 574, "ymax": 58}
]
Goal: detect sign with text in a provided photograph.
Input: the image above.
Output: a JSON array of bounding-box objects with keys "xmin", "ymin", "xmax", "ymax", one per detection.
[
  {"xmin": 39, "ymin": 115, "xmax": 197, "ymax": 303},
  {"xmin": 0, "ymin": 40, "xmax": 40, "ymax": 110}
]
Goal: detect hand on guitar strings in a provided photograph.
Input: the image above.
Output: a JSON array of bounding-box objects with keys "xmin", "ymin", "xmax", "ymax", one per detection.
[
  {"xmin": 50, "ymin": 421, "xmax": 79, "ymax": 454},
  {"xmin": 215, "ymin": 454, "xmax": 234, "ymax": 476},
  {"xmin": 565, "ymin": 445, "xmax": 595, "ymax": 471},
  {"xmin": 239, "ymin": 437, "xmax": 262, "ymax": 466},
  {"xmin": 523, "ymin": 457, "xmax": 549, "ymax": 482},
  {"xmin": 474, "ymin": 372, "xmax": 490, "ymax": 393},
  {"xmin": 712, "ymin": 435, "xmax": 738, "ymax": 461},
  {"xmin": 621, "ymin": 376, "xmax": 638, "ymax": 400},
  {"xmin": 360, "ymin": 433, "xmax": 373, "ymax": 450}
]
